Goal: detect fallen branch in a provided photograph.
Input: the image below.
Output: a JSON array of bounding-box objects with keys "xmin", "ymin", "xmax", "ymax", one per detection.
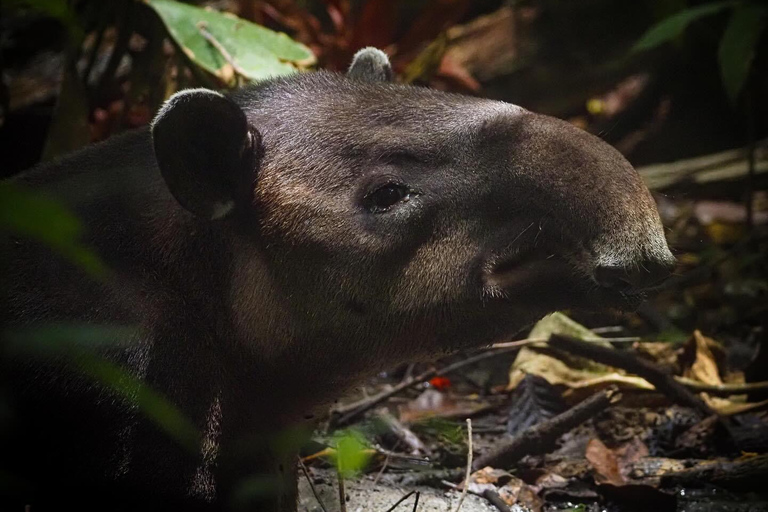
[
  {"xmin": 548, "ymin": 334, "xmax": 715, "ymax": 417},
  {"xmin": 638, "ymin": 139, "xmax": 768, "ymax": 190},
  {"xmin": 660, "ymin": 454, "xmax": 768, "ymax": 490},
  {"xmin": 471, "ymin": 386, "xmax": 621, "ymax": 471},
  {"xmin": 330, "ymin": 345, "xmax": 523, "ymax": 428}
]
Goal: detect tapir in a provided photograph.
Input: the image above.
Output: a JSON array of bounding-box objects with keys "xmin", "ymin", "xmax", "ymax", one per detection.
[{"xmin": 1, "ymin": 48, "xmax": 675, "ymax": 511}]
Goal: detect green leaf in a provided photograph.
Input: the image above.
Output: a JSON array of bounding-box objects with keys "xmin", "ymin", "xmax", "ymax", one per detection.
[
  {"xmin": 632, "ymin": 1, "xmax": 737, "ymax": 53},
  {"xmin": 144, "ymin": 0, "xmax": 315, "ymax": 83},
  {"xmin": 333, "ymin": 429, "xmax": 371, "ymax": 478},
  {"xmin": 0, "ymin": 182, "xmax": 107, "ymax": 278},
  {"xmin": 4, "ymin": 325, "xmax": 201, "ymax": 452},
  {"xmin": 719, "ymin": 3, "xmax": 767, "ymax": 103}
]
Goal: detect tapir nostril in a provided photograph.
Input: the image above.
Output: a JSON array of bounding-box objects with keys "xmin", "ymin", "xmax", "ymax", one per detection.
[{"xmin": 595, "ymin": 259, "xmax": 674, "ymax": 292}]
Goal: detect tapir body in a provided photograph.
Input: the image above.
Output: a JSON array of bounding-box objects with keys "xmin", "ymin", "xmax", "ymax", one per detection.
[{"xmin": 1, "ymin": 50, "xmax": 674, "ymax": 511}]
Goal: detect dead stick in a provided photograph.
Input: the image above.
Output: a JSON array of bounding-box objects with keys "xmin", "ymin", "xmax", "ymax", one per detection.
[
  {"xmin": 331, "ymin": 345, "xmax": 522, "ymax": 427},
  {"xmin": 471, "ymin": 386, "xmax": 621, "ymax": 471},
  {"xmin": 660, "ymin": 454, "xmax": 768, "ymax": 489},
  {"xmin": 548, "ymin": 334, "xmax": 714, "ymax": 417},
  {"xmin": 337, "ymin": 463, "xmax": 347, "ymax": 512},
  {"xmin": 383, "ymin": 490, "xmax": 416, "ymax": 512},
  {"xmin": 297, "ymin": 456, "xmax": 328, "ymax": 512},
  {"xmin": 481, "ymin": 490, "xmax": 512, "ymax": 512},
  {"xmin": 452, "ymin": 419, "xmax": 473, "ymax": 512},
  {"xmin": 675, "ymin": 377, "xmax": 768, "ymax": 396}
]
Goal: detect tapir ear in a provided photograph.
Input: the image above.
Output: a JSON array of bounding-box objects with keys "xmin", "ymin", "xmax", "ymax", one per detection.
[
  {"xmin": 151, "ymin": 88, "xmax": 259, "ymax": 220},
  {"xmin": 347, "ymin": 47, "xmax": 393, "ymax": 82}
]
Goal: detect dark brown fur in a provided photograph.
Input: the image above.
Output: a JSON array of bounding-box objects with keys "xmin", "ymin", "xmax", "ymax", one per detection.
[{"xmin": 1, "ymin": 52, "xmax": 674, "ymax": 511}]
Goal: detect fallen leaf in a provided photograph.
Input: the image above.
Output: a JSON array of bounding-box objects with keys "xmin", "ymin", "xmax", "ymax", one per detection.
[
  {"xmin": 685, "ymin": 330, "xmax": 723, "ymax": 386},
  {"xmin": 508, "ymin": 313, "xmax": 654, "ymax": 394},
  {"xmin": 586, "ymin": 438, "xmax": 624, "ymax": 486},
  {"xmin": 586, "ymin": 438, "xmax": 649, "ymax": 486}
]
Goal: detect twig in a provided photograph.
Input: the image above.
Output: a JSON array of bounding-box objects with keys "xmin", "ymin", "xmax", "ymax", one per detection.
[
  {"xmin": 453, "ymin": 419, "xmax": 473, "ymax": 512},
  {"xmin": 480, "ymin": 490, "xmax": 512, "ymax": 512},
  {"xmin": 472, "ymin": 386, "xmax": 621, "ymax": 471},
  {"xmin": 372, "ymin": 450, "xmax": 392, "ymax": 487},
  {"xmin": 337, "ymin": 463, "xmax": 347, "ymax": 512},
  {"xmin": 383, "ymin": 490, "xmax": 416, "ymax": 512},
  {"xmin": 675, "ymin": 377, "xmax": 768, "ymax": 397},
  {"xmin": 196, "ymin": 22, "xmax": 248, "ymax": 78},
  {"xmin": 331, "ymin": 346, "xmax": 522, "ymax": 428},
  {"xmin": 297, "ymin": 456, "xmax": 328, "ymax": 512},
  {"xmin": 548, "ymin": 334, "xmax": 715, "ymax": 417},
  {"xmin": 491, "ymin": 336, "xmax": 640, "ymax": 349},
  {"xmin": 412, "ymin": 491, "xmax": 420, "ymax": 512}
]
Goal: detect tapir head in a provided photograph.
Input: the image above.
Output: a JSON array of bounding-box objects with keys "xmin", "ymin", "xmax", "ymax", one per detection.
[{"xmin": 152, "ymin": 49, "xmax": 674, "ymax": 370}]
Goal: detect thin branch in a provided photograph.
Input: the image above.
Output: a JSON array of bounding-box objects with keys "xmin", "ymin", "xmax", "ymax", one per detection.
[
  {"xmin": 297, "ymin": 456, "xmax": 328, "ymax": 512},
  {"xmin": 675, "ymin": 377, "xmax": 768, "ymax": 397},
  {"xmin": 331, "ymin": 345, "xmax": 522, "ymax": 428},
  {"xmin": 472, "ymin": 386, "xmax": 621, "ymax": 471},
  {"xmin": 383, "ymin": 490, "xmax": 416, "ymax": 512},
  {"xmin": 412, "ymin": 492, "xmax": 420, "ymax": 512},
  {"xmin": 453, "ymin": 418, "xmax": 473, "ymax": 512},
  {"xmin": 337, "ymin": 463, "xmax": 347, "ymax": 512},
  {"xmin": 547, "ymin": 334, "xmax": 715, "ymax": 417}
]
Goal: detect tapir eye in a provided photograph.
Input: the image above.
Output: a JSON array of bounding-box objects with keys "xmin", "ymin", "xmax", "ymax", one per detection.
[{"xmin": 364, "ymin": 182, "xmax": 411, "ymax": 212}]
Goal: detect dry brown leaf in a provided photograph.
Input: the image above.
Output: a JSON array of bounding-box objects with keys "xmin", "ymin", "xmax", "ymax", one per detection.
[
  {"xmin": 586, "ymin": 438, "xmax": 624, "ymax": 486},
  {"xmin": 496, "ymin": 476, "xmax": 543, "ymax": 512},
  {"xmin": 471, "ymin": 466, "xmax": 514, "ymax": 485},
  {"xmin": 586, "ymin": 438, "xmax": 650, "ymax": 487},
  {"xmin": 685, "ymin": 330, "xmax": 723, "ymax": 386}
]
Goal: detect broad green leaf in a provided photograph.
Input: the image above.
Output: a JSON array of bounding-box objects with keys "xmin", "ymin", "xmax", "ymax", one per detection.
[
  {"xmin": 719, "ymin": 4, "xmax": 767, "ymax": 103},
  {"xmin": 0, "ymin": 182, "xmax": 107, "ymax": 278},
  {"xmin": 632, "ymin": 1, "xmax": 737, "ymax": 53},
  {"xmin": 333, "ymin": 429, "xmax": 371, "ymax": 478},
  {"xmin": 145, "ymin": 0, "xmax": 315, "ymax": 83},
  {"xmin": 4, "ymin": 325, "xmax": 201, "ymax": 452}
]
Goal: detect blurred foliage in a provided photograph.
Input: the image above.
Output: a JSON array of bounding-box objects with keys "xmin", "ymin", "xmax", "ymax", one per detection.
[
  {"xmin": 332, "ymin": 428, "xmax": 372, "ymax": 477},
  {"xmin": 0, "ymin": 182, "xmax": 106, "ymax": 278},
  {"xmin": 4, "ymin": 324, "xmax": 201, "ymax": 451},
  {"xmin": 633, "ymin": 0, "xmax": 767, "ymax": 103}
]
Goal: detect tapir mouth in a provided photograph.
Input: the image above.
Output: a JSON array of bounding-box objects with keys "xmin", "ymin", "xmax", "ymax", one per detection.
[
  {"xmin": 482, "ymin": 245, "xmax": 665, "ymax": 312},
  {"xmin": 483, "ymin": 245, "xmax": 573, "ymax": 291}
]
